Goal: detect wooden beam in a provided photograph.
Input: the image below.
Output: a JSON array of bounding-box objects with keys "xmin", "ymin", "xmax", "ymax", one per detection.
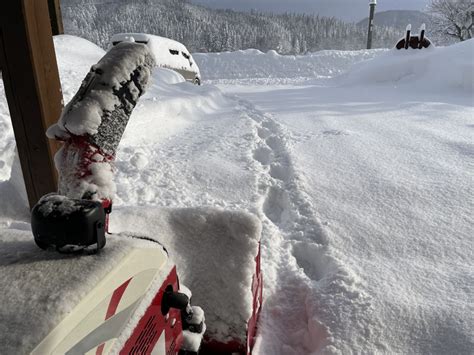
[
  {"xmin": 47, "ymin": 0, "xmax": 64, "ymax": 35},
  {"xmin": 0, "ymin": 0, "xmax": 64, "ymax": 209}
]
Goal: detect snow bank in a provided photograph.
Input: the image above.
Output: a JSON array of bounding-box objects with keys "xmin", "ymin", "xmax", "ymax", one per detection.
[
  {"xmin": 154, "ymin": 67, "xmax": 186, "ymax": 85},
  {"xmin": 343, "ymin": 39, "xmax": 474, "ymax": 93},
  {"xmin": 0, "ymin": 84, "xmax": 15, "ymax": 182},
  {"xmin": 0, "ymin": 152, "xmax": 29, "ymax": 226},
  {"xmin": 110, "ymin": 207, "xmax": 261, "ymax": 343},
  {"xmin": 121, "ymin": 80, "xmax": 229, "ymax": 146},
  {"xmin": 194, "ymin": 48, "xmax": 387, "ymax": 82},
  {"xmin": 54, "ymin": 35, "xmax": 106, "ymax": 102}
]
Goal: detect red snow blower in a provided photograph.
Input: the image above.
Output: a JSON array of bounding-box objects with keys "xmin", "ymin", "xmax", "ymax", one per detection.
[{"xmin": 29, "ymin": 42, "xmax": 262, "ymax": 354}]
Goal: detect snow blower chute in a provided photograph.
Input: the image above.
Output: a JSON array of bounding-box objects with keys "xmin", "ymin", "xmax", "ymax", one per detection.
[
  {"xmin": 396, "ymin": 24, "xmax": 432, "ymax": 50},
  {"xmin": 27, "ymin": 42, "xmax": 262, "ymax": 354}
]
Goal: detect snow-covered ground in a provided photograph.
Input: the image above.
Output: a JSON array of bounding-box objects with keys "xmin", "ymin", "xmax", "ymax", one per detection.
[{"xmin": 0, "ymin": 35, "xmax": 473, "ymax": 354}]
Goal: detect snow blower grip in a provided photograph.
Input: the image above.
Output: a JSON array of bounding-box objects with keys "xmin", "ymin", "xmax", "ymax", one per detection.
[{"xmin": 31, "ymin": 194, "xmax": 106, "ymax": 252}]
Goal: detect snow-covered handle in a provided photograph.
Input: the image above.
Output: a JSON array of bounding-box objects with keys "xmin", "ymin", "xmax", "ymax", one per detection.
[{"xmin": 47, "ymin": 43, "xmax": 155, "ymax": 203}]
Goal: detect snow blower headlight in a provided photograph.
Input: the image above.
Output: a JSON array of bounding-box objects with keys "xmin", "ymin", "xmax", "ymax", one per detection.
[{"xmin": 31, "ymin": 194, "xmax": 106, "ymax": 252}]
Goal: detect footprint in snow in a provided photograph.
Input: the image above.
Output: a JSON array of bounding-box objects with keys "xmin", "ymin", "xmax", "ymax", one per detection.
[
  {"xmin": 253, "ymin": 146, "xmax": 273, "ymax": 166},
  {"xmin": 263, "ymin": 186, "xmax": 291, "ymax": 224},
  {"xmin": 257, "ymin": 127, "xmax": 272, "ymax": 139},
  {"xmin": 130, "ymin": 152, "xmax": 149, "ymax": 170},
  {"xmin": 291, "ymin": 241, "xmax": 333, "ymax": 282},
  {"xmin": 269, "ymin": 162, "xmax": 290, "ymax": 182}
]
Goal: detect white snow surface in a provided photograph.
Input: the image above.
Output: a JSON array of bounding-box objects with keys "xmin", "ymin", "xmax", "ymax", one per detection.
[
  {"xmin": 341, "ymin": 41, "xmax": 474, "ymax": 93},
  {"xmin": 1, "ymin": 35, "xmax": 473, "ymax": 354},
  {"xmin": 194, "ymin": 48, "xmax": 387, "ymax": 84}
]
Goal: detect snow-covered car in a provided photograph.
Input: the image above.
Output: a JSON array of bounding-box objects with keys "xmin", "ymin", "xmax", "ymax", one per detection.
[{"xmin": 110, "ymin": 33, "xmax": 201, "ymax": 85}]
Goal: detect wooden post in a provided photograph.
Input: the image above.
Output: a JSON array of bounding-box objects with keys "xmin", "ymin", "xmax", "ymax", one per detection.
[
  {"xmin": 0, "ymin": 0, "xmax": 64, "ymax": 209},
  {"xmin": 47, "ymin": 0, "xmax": 64, "ymax": 35}
]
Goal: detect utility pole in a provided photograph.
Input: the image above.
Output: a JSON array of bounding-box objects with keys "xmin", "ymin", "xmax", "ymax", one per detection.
[
  {"xmin": 367, "ymin": 0, "xmax": 377, "ymax": 49},
  {"xmin": 0, "ymin": 0, "xmax": 64, "ymax": 209}
]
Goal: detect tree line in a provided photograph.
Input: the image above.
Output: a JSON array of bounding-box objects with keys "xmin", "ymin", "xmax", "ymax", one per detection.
[{"xmin": 61, "ymin": 0, "xmax": 402, "ymax": 53}]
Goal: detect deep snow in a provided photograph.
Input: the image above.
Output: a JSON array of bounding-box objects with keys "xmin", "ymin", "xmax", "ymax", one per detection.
[
  {"xmin": 0, "ymin": 35, "xmax": 473, "ymax": 354},
  {"xmin": 213, "ymin": 41, "xmax": 474, "ymax": 354}
]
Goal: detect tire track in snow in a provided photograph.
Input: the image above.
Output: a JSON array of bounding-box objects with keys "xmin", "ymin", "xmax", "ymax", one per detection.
[{"xmin": 236, "ymin": 98, "xmax": 375, "ymax": 354}]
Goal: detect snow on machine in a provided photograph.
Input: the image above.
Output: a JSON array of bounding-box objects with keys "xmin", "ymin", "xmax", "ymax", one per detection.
[
  {"xmin": 395, "ymin": 24, "xmax": 432, "ymax": 50},
  {"xmin": 1, "ymin": 42, "xmax": 262, "ymax": 354}
]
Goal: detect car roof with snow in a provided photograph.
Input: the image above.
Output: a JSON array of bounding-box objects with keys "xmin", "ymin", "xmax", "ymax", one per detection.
[
  {"xmin": 111, "ymin": 33, "xmax": 186, "ymax": 52},
  {"xmin": 110, "ymin": 33, "xmax": 200, "ymax": 82}
]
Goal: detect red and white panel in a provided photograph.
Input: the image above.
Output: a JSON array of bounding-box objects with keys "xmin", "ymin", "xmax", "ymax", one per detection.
[{"xmin": 32, "ymin": 247, "xmax": 181, "ymax": 355}]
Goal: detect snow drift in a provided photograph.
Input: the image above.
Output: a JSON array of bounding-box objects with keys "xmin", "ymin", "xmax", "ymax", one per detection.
[
  {"xmin": 194, "ymin": 48, "xmax": 387, "ymax": 83},
  {"xmin": 343, "ymin": 39, "xmax": 474, "ymax": 93}
]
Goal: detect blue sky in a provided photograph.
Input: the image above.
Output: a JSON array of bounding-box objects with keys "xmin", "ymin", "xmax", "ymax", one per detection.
[{"xmin": 191, "ymin": 0, "xmax": 431, "ymax": 22}]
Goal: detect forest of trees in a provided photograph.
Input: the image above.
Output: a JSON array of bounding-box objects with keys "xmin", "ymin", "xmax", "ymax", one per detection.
[{"xmin": 61, "ymin": 0, "xmax": 402, "ymax": 54}]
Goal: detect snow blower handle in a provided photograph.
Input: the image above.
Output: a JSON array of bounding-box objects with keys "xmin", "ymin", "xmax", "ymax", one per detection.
[{"xmin": 31, "ymin": 194, "xmax": 106, "ymax": 252}]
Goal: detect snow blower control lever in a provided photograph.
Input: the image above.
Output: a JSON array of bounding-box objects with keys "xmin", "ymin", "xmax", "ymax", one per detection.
[
  {"xmin": 161, "ymin": 289, "xmax": 191, "ymax": 316},
  {"xmin": 161, "ymin": 288, "xmax": 205, "ymax": 334}
]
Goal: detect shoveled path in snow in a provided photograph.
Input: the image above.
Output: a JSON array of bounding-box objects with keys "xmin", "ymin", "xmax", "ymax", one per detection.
[
  {"xmin": 235, "ymin": 98, "xmax": 374, "ymax": 354},
  {"xmin": 217, "ymin": 80, "xmax": 474, "ymax": 354}
]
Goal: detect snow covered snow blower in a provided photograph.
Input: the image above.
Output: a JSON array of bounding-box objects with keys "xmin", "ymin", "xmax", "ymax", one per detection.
[
  {"xmin": 30, "ymin": 41, "xmax": 205, "ymax": 355},
  {"xmin": 396, "ymin": 24, "xmax": 432, "ymax": 50},
  {"xmin": 25, "ymin": 41, "xmax": 262, "ymax": 354}
]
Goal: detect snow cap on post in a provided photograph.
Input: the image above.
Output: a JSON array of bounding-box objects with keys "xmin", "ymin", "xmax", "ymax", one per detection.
[{"xmin": 369, "ymin": 0, "xmax": 377, "ymax": 4}]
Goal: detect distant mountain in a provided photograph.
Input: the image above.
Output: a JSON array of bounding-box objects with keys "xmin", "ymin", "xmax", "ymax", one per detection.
[
  {"xmin": 191, "ymin": 0, "xmax": 431, "ymax": 22},
  {"xmin": 357, "ymin": 10, "xmax": 431, "ymax": 32}
]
